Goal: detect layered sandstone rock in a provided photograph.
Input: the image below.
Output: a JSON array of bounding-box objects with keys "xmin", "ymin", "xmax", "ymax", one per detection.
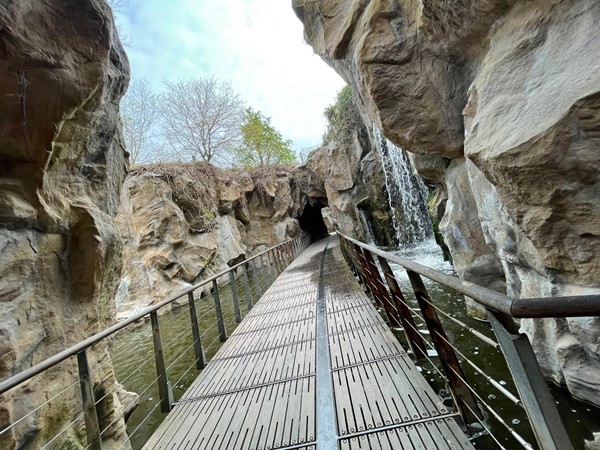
[
  {"xmin": 294, "ymin": 94, "xmax": 395, "ymax": 246},
  {"xmin": 115, "ymin": 165, "xmax": 301, "ymax": 319},
  {"xmin": 0, "ymin": 1, "xmax": 131, "ymax": 449},
  {"xmin": 294, "ymin": 0, "xmax": 600, "ymax": 405}
]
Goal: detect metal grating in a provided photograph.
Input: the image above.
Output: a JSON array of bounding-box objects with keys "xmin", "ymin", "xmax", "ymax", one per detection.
[{"xmin": 143, "ymin": 237, "xmax": 473, "ymax": 450}]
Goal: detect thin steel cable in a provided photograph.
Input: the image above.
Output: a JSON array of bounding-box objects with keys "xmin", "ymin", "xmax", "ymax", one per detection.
[
  {"xmin": 462, "ymin": 400, "xmax": 508, "ymax": 450},
  {"xmin": 409, "ymin": 287, "xmax": 499, "ymax": 348},
  {"xmin": 173, "ymin": 352, "xmax": 203, "ymax": 389},
  {"xmin": 444, "ymin": 360, "xmax": 534, "ymax": 450},
  {"xmin": 94, "ymin": 350, "xmax": 160, "ymax": 407},
  {"xmin": 40, "ymin": 410, "xmax": 86, "ymax": 449},
  {"xmin": 0, "ymin": 377, "xmax": 80, "ymax": 437},
  {"xmin": 165, "ymin": 339, "xmax": 199, "ymax": 372},
  {"xmin": 99, "ymin": 375, "xmax": 159, "ymax": 436},
  {"xmin": 117, "ymin": 401, "xmax": 162, "ymax": 450},
  {"xmin": 430, "ymin": 328, "xmax": 523, "ymax": 407}
]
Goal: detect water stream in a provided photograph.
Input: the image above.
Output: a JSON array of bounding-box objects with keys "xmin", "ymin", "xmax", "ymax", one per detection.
[
  {"xmin": 111, "ymin": 270, "xmax": 268, "ymax": 449},
  {"xmin": 388, "ymin": 239, "xmax": 600, "ymax": 449},
  {"xmin": 373, "ymin": 126, "xmax": 433, "ymax": 247}
]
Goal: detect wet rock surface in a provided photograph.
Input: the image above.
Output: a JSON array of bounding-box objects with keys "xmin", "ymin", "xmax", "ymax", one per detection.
[{"xmin": 294, "ymin": 0, "xmax": 600, "ymax": 405}]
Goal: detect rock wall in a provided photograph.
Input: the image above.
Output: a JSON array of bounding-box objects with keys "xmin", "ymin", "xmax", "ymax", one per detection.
[
  {"xmin": 0, "ymin": 1, "xmax": 131, "ymax": 449},
  {"xmin": 294, "ymin": 94, "xmax": 395, "ymax": 247},
  {"xmin": 115, "ymin": 164, "xmax": 301, "ymax": 319},
  {"xmin": 293, "ymin": 0, "xmax": 600, "ymax": 406}
]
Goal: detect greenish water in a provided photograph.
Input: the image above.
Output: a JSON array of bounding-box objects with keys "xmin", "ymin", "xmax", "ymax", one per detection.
[
  {"xmin": 111, "ymin": 266, "xmax": 273, "ymax": 450},
  {"xmin": 388, "ymin": 239, "xmax": 600, "ymax": 450}
]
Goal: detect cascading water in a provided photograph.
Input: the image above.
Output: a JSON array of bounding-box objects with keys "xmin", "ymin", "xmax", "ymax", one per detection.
[
  {"xmin": 357, "ymin": 209, "xmax": 376, "ymax": 244},
  {"xmin": 373, "ymin": 126, "xmax": 434, "ymax": 247}
]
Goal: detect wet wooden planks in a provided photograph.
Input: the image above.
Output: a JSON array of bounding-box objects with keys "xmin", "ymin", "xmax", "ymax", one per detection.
[{"xmin": 143, "ymin": 236, "xmax": 474, "ymax": 450}]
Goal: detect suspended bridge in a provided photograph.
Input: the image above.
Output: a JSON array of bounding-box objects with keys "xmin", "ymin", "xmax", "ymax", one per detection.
[{"xmin": 1, "ymin": 233, "xmax": 598, "ymax": 450}]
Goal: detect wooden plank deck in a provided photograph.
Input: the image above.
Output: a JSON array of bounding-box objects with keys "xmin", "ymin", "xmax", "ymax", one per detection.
[{"xmin": 143, "ymin": 236, "xmax": 474, "ymax": 450}]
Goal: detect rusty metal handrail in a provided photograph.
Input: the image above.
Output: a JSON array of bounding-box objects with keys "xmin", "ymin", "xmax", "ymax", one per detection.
[
  {"xmin": 336, "ymin": 231, "xmax": 597, "ymax": 450},
  {"xmin": 338, "ymin": 232, "xmax": 600, "ymax": 318}
]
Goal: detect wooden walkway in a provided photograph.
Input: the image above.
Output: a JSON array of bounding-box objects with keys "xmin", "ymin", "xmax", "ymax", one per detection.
[{"xmin": 144, "ymin": 236, "xmax": 474, "ymax": 450}]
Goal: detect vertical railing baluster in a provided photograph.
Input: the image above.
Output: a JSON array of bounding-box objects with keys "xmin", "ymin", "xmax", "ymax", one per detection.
[
  {"xmin": 188, "ymin": 292, "xmax": 205, "ymax": 370},
  {"xmin": 405, "ymin": 270, "xmax": 480, "ymax": 427},
  {"xmin": 150, "ymin": 311, "xmax": 173, "ymax": 413},
  {"xmin": 258, "ymin": 254, "xmax": 267, "ymax": 292},
  {"xmin": 229, "ymin": 271, "xmax": 242, "ymax": 323},
  {"xmin": 242, "ymin": 264, "xmax": 253, "ymax": 310},
  {"xmin": 376, "ymin": 256, "xmax": 427, "ymax": 359},
  {"xmin": 212, "ymin": 280, "xmax": 227, "ymax": 342},
  {"xmin": 361, "ymin": 248, "xmax": 398, "ymax": 324},
  {"xmin": 353, "ymin": 244, "xmax": 377, "ymax": 298},
  {"xmin": 488, "ymin": 311, "xmax": 573, "ymax": 450},
  {"xmin": 250, "ymin": 258, "xmax": 262, "ymax": 298},
  {"xmin": 77, "ymin": 350, "xmax": 102, "ymax": 450},
  {"xmin": 275, "ymin": 247, "xmax": 283, "ymax": 274}
]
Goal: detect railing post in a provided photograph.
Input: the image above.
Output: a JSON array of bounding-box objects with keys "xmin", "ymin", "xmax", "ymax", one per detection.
[
  {"xmin": 353, "ymin": 244, "xmax": 378, "ymax": 300},
  {"xmin": 349, "ymin": 243, "xmax": 372, "ymax": 294},
  {"xmin": 258, "ymin": 254, "xmax": 267, "ymax": 292},
  {"xmin": 77, "ymin": 350, "xmax": 102, "ymax": 450},
  {"xmin": 250, "ymin": 258, "xmax": 262, "ymax": 297},
  {"xmin": 376, "ymin": 256, "xmax": 427, "ymax": 360},
  {"xmin": 187, "ymin": 292, "xmax": 206, "ymax": 370},
  {"xmin": 265, "ymin": 250, "xmax": 274, "ymax": 284},
  {"xmin": 275, "ymin": 247, "xmax": 283, "ymax": 273},
  {"xmin": 488, "ymin": 311, "xmax": 573, "ymax": 450},
  {"xmin": 229, "ymin": 271, "xmax": 242, "ymax": 323},
  {"xmin": 242, "ymin": 264, "xmax": 253, "ymax": 309},
  {"xmin": 405, "ymin": 270, "xmax": 480, "ymax": 427},
  {"xmin": 212, "ymin": 280, "xmax": 227, "ymax": 342},
  {"xmin": 361, "ymin": 248, "xmax": 399, "ymax": 324},
  {"xmin": 150, "ymin": 311, "xmax": 173, "ymax": 413},
  {"xmin": 340, "ymin": 238, "xmax": 360, "ymax": 280}
]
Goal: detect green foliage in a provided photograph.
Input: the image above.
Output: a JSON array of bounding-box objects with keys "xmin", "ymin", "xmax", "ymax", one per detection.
[
  {"xmin": 236, "ymin": 108, "xmax": 296, "ymax": 167},
  {"xmin": 323, "ymin": 85, "xmax": 359, "ymax": 146}
]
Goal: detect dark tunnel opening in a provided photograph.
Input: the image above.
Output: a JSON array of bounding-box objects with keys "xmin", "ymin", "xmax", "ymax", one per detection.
[{"xmin": 299, "ymin": 202, "xmax": 329, "ymax": 242}]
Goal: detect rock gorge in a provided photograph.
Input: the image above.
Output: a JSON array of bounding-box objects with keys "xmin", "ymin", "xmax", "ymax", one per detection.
[
  {"xmin": 0, "ymin": 1, "xmax": 132, "ymax": 448},
  {"xmin": 115, "ymin": 109, "xmax": 395, "ymax": 319},
  {"xmin": 293, "ymin": 0, "xmax": 600, "ymax": 406}
]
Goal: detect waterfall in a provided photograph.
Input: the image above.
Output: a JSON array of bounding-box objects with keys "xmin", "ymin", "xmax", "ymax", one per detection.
[
  {"xmin": 357, "ymin": 209, "xmax": 376, "ymax": 244},
  {"xmin": 373, "ymin": 126, "xmax": 433, "ymax": 247}
]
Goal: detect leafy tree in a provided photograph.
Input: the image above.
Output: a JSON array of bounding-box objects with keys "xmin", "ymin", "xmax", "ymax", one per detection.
[
  {"xmin": 121, "ymin": 78, "xmax": 160, "ymax": 165},
  {"xmin": 323, "ymin": 85, "xmax": 359, "ymax": 146},
  {"xmin": 161, "ymin": 77, "xmax": 245, "ymax": 166},
  {"xmin": 236, "ymin": 108, "xmax": 296, "ymax": 167}
]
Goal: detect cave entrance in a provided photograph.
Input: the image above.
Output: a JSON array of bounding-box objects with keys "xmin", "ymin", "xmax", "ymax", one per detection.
[{"xmin": 299, "ymin": 202, "xmax": 329, "ymax": 242}]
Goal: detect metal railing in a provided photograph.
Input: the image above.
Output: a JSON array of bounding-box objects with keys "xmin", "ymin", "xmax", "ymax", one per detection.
[
  {"xmin": 337, "ymin": 232, "xmax": 600, "ymax": 450},
  {"xmin": 0, "ymin": 233, "xmax": 311, "ymax": 450}
]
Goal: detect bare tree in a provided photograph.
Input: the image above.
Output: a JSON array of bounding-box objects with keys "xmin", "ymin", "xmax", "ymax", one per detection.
[
  {"xmin": 121, "ymin": 79, "xmax": 160, "ymax": 165},
  {"xmin": 160, "ymin": 77, "xmax": 245, "ymax": 165}
]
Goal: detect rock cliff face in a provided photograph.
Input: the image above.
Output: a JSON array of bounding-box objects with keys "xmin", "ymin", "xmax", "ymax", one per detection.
[
  {"xmin": 294, "ymin": 97, "xmax": 395, "ymax": 247},
  {"xmin": 0, "ymin": 1, "xmax": 131, "ymax": 449},
  {"xmin": 294, "ymin": 0, "xmax": 600, "ymax": 405},
  {"xmin": 115, "ymin": 164, "xmax": 302, "ymax": 318}
]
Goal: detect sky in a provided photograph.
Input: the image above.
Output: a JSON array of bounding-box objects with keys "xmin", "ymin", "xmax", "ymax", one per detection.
[{"xmin": 115, "ymin": 0, "xmax": 346, "ymax": 151}]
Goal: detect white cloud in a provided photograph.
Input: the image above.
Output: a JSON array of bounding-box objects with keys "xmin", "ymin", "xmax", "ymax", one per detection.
[{"xmin": 117, "ymin": 0, "xmax": 345, "ymax": 150}]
